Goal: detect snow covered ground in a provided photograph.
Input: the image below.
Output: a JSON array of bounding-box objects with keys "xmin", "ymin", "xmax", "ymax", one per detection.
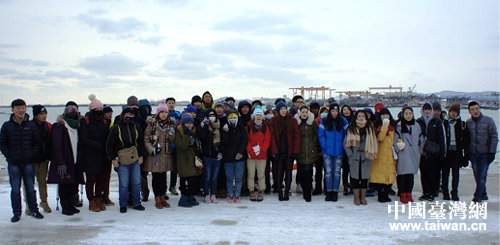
[{"xmin": 0, "ymin": 162, "xmax": 498, "ymax": 244}]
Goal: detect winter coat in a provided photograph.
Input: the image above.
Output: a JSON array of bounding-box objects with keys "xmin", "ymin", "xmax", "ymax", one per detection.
[
  {"xmin": 466, "ymin": 113, "xmax": 498, "ymax": 154},
  {"xmin": 370, "ymin": 125, "xmax": 396, "ymax": 185},
  {"xmin": 269, "ymin": 114, "xmax": 301, "ymax": 157},
  {"xmin": 0, "ymin": 114, "xmax": 40, "ymax": 166},
  {"xmin": 175, "ymin": 125, "xmax": 202, "ymax": 178},
  {"xmin": 246, "ymin": 123, "xmax": 271, "ymax": 160},
  {"xmin": 106, "ymin": 120, "xmax": 146, "ymax": 161},
  {"xmin": 417, "ymin": 116, "xmax": 446, "ymax": 159},
  {"xmin": 33, "ymin": 120, "xmax": 52, "ymax": 163},
  {"xmin": 79, "ymin": 116, "xmax": 110, "ymax": 174},
  {"xmin": 143, "ymin": 118, "xmax": 176, "ymax": 173},
  {"xmin": 295, "ymin": 112, "xmax": 320, "ymax": 164},
  {"xmin": 318, "ymin": 117, "xmax": 348, "ymax": 156},
  {"xmin": 344, "ymin": 131, "xmax": 373, "ymax": 179},
  {"xmin": 47, "ymin": 117, "xmax": 84, "ymax": 184},
  {"xmin": 221, "ymin": 118, "xmax": 248, "ymax": 162},
  {"xmin": 394, "ymin": 122, "xmax": 424, "ymax": 175},
  {"xmin": 198, "ymin": 119, "xmax": 223, "ymax": 159},
  {"xmin": 444, "ymin": 117, "xmax": 469, "ymax": 163}
]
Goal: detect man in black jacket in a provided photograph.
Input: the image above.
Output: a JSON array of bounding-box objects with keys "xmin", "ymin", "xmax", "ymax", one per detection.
[
  {"xmin": 417, "ymin": 103, "xmax": 446, "ymax": 202},
  {"xmin": 0, "ymin": 99, "xmax": 44, "ymax": 222}
]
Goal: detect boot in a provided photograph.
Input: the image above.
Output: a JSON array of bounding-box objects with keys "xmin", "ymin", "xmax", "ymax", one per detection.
[
  {"xmin": 443, "ymin": 191, "xmax": 450, "ymax": 200},
  {"xmin": 284, "ymin": 190, "xmax": 289, "ymax": 201},
  {"xmin": 400, "ymin": 192, "xmax": 408, "ymax": 204},
  {"xmin": 353, "ymin": 189, "xmax": 361, "ymax": 205},
  {"xmin": 384, "ymin": 186, "xmax": 392, "ymax": 203},
  {"xmin": 407, "ymin": 192, "xmax": 414, "ymax": 202},
  {"xmin": 378, "ymin": 189, "xmax": 387, "ymax": 203},
  {"xmin": 96, "ymin": 198, "xmax": 106, "ymax": 211},
  {"xmin": 160, "ymin": 195, "xmax": 170, "ymax": 208},
  {"xmin": 278, "ymin": 191, "xmax": 284, "ymax": 201},
  {"xmin": 451, "ymin": 192, "xmax": 459, "ymax": 201},
  {"xmin": 103, "ymin": 196, "xmax": 115, "ymax": 206},
  {"xmin": 325, "ymin": 191, "xmax": 332, "ymax": 202},
  {"xmin": 155, "ymin": 196, "xmax": 163, "ymax": 209},
  {"xmin": 312, "ymin": 187, "xmax": 323, "ymax": 196},
  {"xmin": 178, "ymin": 195, "xmax": 193, "ymax": 208},
  {"xmin": 257, "ymin": 191, "xmax": 264, "ymax": 202},
  {"xmin": 89, "ymin": 199, "xmax": 101, "ymax": 212},
  {"xmin": 188, "ymin": 195, "xmax": 199, "ymax": 206},
  {"xmin": 74, "ymin": 194, "xmax": 83, "ymax": 207},
  {"xmin": 40, "ymin": 201, "xmax": 52, "ymax": 213},
  {"xmin": 250, "ymin": 191, "xmax": 257, "ymax": 202},
  {"xmin": 331, "ymin": 191, "xmax": 338, "ymax": 202},
  {"xmin": 343, "ymin": 185, "xmax": 349, "ymax": 196},
  {"xmin": 360, "ymin": 189, "xmax": 367, "ymax": 205}
]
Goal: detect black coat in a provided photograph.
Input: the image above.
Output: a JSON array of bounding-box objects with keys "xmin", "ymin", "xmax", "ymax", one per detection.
[
  {"xmin": 80, "ymin": 116, "xmax": 110, "ymax": 174},
  {"xmin": 106, "ymin": 120, "xmax": 146, "ymax": 161},
  {"xmin": 0, "ymin": 114, "xmax": 40, "ymax": 166},
  {"xmin": 33, "ymin": 120, "xmax": 52, "ymax": 163},
  {"xmin": 221, "ymin": 120, "xmax": 248, "ymax": 162},
  {"xmin": 197, "ymin": 121, "xmax": 224, "ymax": 158},
  {"xmin": 417, "ymin": 116, "xmax": 446, "ymax": 159}
]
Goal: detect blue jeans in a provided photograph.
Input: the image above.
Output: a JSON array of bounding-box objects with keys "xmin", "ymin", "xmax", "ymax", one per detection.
[
  {"xmin": 117, "ymin": 162, "xmax": 141, "ymax": 207},
  {"xmin": 470, "ymin": 154, "xmax": 489, "ymax": 200},
  {"xmin": 203, "ymin": 157, "xmax": 221, "ymax": 196},
  {"xmin": 324, "ymin": 155, "xmax": 343, "ymax": 192},
  {"xmin": 224, "ymin": 161, "xmax": 244, "ymax": 198},
  {"xmin": 8, "ymin": 163, "xmax": 38, "ymax": 215}
]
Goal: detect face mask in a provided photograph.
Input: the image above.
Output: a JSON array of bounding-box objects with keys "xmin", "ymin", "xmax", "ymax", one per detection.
[
  {"xmin": 381, "ymin": 116, "xmax": 389, "ymax": 121},
  {"xmin": 320, "ymin": 112, "xmax": 328, "ymax": 119},
  {"xmin": 209, "ymin": 117, "xmax": 216, "ymax": 122},
  {"xmin": 66, "ymin": 111, "xmax": 79, "ymax": 120},
  {"xmin": 125, "ymin": 116, "xmax": 135, "ymax": 124},
  {"xmin": 265, "ymin": 114, "xmax": 274, "ymax": 120},
  {"xmin": 228, "ymin": 118, "xmax": 238, "ymax": 125}
]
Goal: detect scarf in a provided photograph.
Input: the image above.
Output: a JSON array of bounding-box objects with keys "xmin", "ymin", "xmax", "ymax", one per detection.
[
  {"xmin": 421, "ymin": 112, "xmax": 434, "ymax": 128},
  {"xmin": 210, "ymin": 120, "xmax": 221, "ymax": 144},
  {"xmin": 64, "ymin": 117, "xmax": 80, "ymax": 129},
  {"xmin": 448, "ymin": 116, "xmax": 460, "ymax": 149},
  {"xmin": 345, "ymin": 122, "xmax": 378, "ymax": 160},
  {"xmin": 63, "ymin": 121, "xmax": 79, "ymax": 164}
]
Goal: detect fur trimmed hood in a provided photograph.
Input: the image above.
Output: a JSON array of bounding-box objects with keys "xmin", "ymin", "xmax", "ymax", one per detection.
[{"xmin": 294, "ymin": 112, "xmax": 315, "ymax": 126}]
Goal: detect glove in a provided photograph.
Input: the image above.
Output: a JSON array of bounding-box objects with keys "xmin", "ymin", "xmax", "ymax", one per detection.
[
  {"xmin": 487, "ymin": 153, "xmax": 495, "ymax": 164},
  {"xmin": 217, "ymin": 153, "xmax": 223, "ymax": 161},
  {"xmin": 168, "ymin": 128, "xmax": 175, "ymax": 136},
  {"xmin": 223, "ymin": 124, "xmax": 229, "ymax": 132},
  {"xmin": 383, "ymin": 119, "xmax": 389, "ymax": 127},
  {"xmin": 235, "ymin": 153, "xmax": 243, "ymax": 160},
  {"xmin": 203, "ymin": 118, "xmax": 209, "ymax": 125},
  {"xmin": 396, "ymin": 140, "xmax": 405, "ymax": 151},
  {"xmin": 57, "ymin": 164, "xmax": 68, "ymax": 177}
]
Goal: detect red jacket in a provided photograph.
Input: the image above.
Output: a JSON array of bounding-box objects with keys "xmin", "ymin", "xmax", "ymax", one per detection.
[
  {"xmin": 246, "ymin": 124, "xmax": 271, "ymax": 160},
  {"xmin": 269, "ymin": 114, "xmax": 301, "ymax": 157}
]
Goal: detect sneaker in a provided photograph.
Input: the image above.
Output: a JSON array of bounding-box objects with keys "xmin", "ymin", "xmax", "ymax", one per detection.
[
  {"xmin": 210, "ymin": 195, "xmax": 218, "ymax": 204},
  {"xmin": 11, "ymin": 214, "xmax": 21, "ymax": 223},
  {"xmin": 169, "ymin": 187, "xmax": 179, "ymax": 196},
  {"xmin": 227, "ymin": 196, "xmax": 234, "ymax": 203},
  {"xmin": 30, "ymin": 211, "xmax": 44, "ymax": 219},
  {"xmin": 40, "ymin": 201, "xmax": 52, "ymax": 213},
  {"xmin": 120, "ymin": 207, "xmax": 127, "ymax": 213},
  {"xmin": 205, "ymin": 195, "xmax": 212, "ymax": 204},
  {"xmin": 234, "ymin": 196, "xmax": 241, "ymax": 203},
  {"xmin": 133, "ymin": 205, "xmax": 145, "ymax": 211}
]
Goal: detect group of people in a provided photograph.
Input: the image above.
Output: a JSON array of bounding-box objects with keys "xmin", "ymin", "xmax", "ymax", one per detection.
[{"xmin": 0, "ymin": 92, "xmax": 497, "ymax": 223}]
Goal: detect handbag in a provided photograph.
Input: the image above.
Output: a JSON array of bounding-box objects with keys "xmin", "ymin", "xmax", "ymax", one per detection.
[
  {"xmin": 195, "ymin": 156, "xmax": 203, "ymax": 168},
  {"xmin": 388, "ymin": 137, "xmax": 398, "ymax": 161},
  {"xmin": 118, "ymin": 146, "xmax": 139, "ymax": 165},
  {"xmin": 424, "ymin": 139, "xmax": 440, "ymax": 157}
]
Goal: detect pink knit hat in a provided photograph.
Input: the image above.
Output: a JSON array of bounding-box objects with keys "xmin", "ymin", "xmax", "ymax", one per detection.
[
  {"xmin": 156, "ymin": 99, "xmax": 169, "ymax": 115},
  {"xmin": 88, "ymin": 94, "xmax": 103, "ymax": 110}
]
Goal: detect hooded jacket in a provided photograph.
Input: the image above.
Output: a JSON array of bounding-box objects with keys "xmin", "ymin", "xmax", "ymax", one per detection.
[
  {"xmin": 295, "ymin": 112, "xmax": 320, "ymax": 164},
  {"xmin": 221, "ymin": 109, "xmax": 249, "ymax": 162}
]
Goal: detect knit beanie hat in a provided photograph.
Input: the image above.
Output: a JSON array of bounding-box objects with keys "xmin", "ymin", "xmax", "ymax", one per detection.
[
  {"xmin": 252, "ymin": 105, "xmax": 264, "ymax": 119},
  {"xmin": 330, "ymin": 103, "xmax": 340, "ymax": 112},
  {"xmin": 103, "ymin": 104, "xmax": 113, "ymax": 113},
  {"xmin": 185, "ymin": 104, "xmax": 197, "ymax": 113},
  {"xmin": 374, "ymin": 103, "xmax": 385, "ymax": 112},
  {"xmin": 32, "ymin": 104, "xmax": 47, "ymax": 116},
  {"xmin": 181, "ymin": 113, "xmax": 194, "ymax": 124},
  {"xmin": 88, "ymin": 94, "xmax": 103, "ymax": 111},
  {"xmin": 139, "ymin": 99, "xmax": 151, "ymax": 107},
  {"xmin": 156, "ymin": 99, "xmax": 169, "ymax": 115},
  {"xmin": 432, "ymin": 101, "xmax": 442, "ymax": 111},
  {"xmin": 448, "ymin": 103, "xmax": 461, "ymax": 115},
  {"xmin": 274, "ymin": 98, "xmax": 286, "ymax": 105},
  {"xmin": 127, "ymin": 96, "xmax": 139, "ymax": 106},
  {"xmin": 275, "ymin": 102, "xmax": 287, "ymax": 112},
  {"xmin": 191, "ymin": 95, "xmax": 202, "ymax": 105}
]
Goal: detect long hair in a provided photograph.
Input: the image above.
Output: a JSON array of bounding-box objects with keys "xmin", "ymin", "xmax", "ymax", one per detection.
[
  {"xmin": 400, "ymin": 107, "xmax": 415, "ymax": 134},
  {"xmin": 275, "ymin": 112, "xmax": 291, "ymax": 136},
  {"xmin": 250, "ymin": 119, "xmax": 267, "ymax": 134},
  {"xmin": 374, "ymin": 108, "xmax": 396, "ymax": 129},
  {"xmin": 347, "ymin": 110, "xmax": 375, "ymax": 135},
  {"xmin": 325, "ymin": 108, "xmax": 343, "ymax": 132}
]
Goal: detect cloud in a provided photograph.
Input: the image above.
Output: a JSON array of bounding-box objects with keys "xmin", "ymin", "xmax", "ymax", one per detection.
[
  {"xmin": 0, "ymin": 68, "xmax": 18, "ymax": 75},
  {"xmin": 0, "ymin": 43, "xmax": 22, "ymax": 49},
  {"xmin": 11, "ymin": 73, "xmax": 45, "ymax": 80},
  {"xmin": 87, "ymin": 8, "xmax": 107, "ymax": 15},
  {"xmin": 45, "ymin": 70, "xmax": 93, "ymax": 79},
  {"xmin": 0, "ymin": 57, "xmax": 49, "ymax": 66},
  {"xmin": 213, "ymin": 12, "xmax": 330, "ymax": 40},
  {"xmin": 156, "ymin": 0, "xmax": 193, "ymax": 7},
  {"xmin": 77, "ymin": 14, "xmax": 149, "ymax": 39},
  {"xmin": 79, "ymin": 52, "xmax": 145, "ymax": 76},
  {"xmin": 137, "ymin": 36, "xmax": 165, "ymax": 46},
  {"xmin": 211, "ymin": 38, "xmax": 274, "ymax": 56}
]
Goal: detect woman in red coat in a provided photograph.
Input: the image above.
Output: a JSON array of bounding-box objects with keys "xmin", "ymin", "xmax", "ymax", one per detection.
[
  {"xmin": 246, "ymin": 106, "xmax": 271, "ymax": 202},
  {"xmin": 269, "ymin": 102, "xmax": 301, "ymax": 201}
]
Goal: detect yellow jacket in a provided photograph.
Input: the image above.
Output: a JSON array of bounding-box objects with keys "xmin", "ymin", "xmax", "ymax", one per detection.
[{"xmin": 369, "ymin": 125, "xmax": 396, "ymax": 185}]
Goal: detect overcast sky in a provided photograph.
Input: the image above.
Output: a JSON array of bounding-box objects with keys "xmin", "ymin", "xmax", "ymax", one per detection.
[{"xmin": 0, "ymin": 0, "xmax": 498, "ymax": 105}]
